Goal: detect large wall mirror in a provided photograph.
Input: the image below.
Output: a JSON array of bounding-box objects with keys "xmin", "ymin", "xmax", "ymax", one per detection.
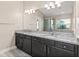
[{"xmin": 37, "ymin": 1, "xmax": 75, "ymax": 32}]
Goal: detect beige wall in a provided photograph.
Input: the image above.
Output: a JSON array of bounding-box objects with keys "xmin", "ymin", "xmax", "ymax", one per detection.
[
  {"xmin": 0, "ymin": 1, "xmax": 44, "ymax": 51},
  {"xmin": 0, "ymin": 1, "xmax": 23, "ymax": 50},
  {"xmin": 72, "ymin": 2, "xmax": 76, "ymax": 36},
  {"xmin": 23, "ymin": 3, "xmax": 44, "ymax": 31},
  {"xmin": 71, "ymin": 1, "xmax": 79, "ymax": 38},
  {"xmin": 75, "ymin": 1, "xmax": 79, "ymax": 38}
]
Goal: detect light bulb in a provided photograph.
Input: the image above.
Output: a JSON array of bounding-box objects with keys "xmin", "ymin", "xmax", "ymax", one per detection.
[
  {"xmin": 51, "ymin": 5, "xmax": 55, "ymax": 8},
  {"xmin": 55, "ymin": 2, "xmax": 61, "ymax": 7},
  {"xmin": 33, "ymin": 10, "xmax": 35, "ymax": 13},
  {"xmin": 30, "ymin": 9, "xmax": 33, "ymax": 14},
  {"xmin": 57, "ymin": 3, "xmax": 61, "ymax": 7},
  {"xmin": 45, "ymin": 4, "xmax": 50, "ymax": 10},
  {"xmin": 44, "ymin": 4, "xmax": 48, "ymax": 8},
  {"xmin": 47, "ymin": 7, "xmax": 50, "ymax": 10},
  {"xmin": 24, "ymin": 10, "xmax": 27, "ymax": 13},
  {"xmin": 25, "ymin": 10, "xmax": 29, "ymax": 13},
  {"xmin": 27, "ymin": 10, "xmax": 31, "ymax": 14},
  {"xmin": 49, "ymin": 2, "xmax": 55, "ymax": 8}
]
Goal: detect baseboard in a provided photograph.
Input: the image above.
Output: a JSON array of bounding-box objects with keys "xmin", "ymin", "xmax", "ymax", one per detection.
[{"xmin": 0, "ymin": 46, "xmax": 16, "ymax": 54}]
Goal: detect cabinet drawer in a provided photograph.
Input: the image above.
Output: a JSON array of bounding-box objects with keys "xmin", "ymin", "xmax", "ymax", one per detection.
[
  {"xmin": 23, "ymin": 35, "xmax": 31, "ymax": 39},
  {"xmin": 41, "ymin": 38, "xmax": 54, "ymax": 46},
  {"xmin": 32, "ymin": 36, "xmax": 41, "ymax": 42},
  {"xmin": 47, "ymin": 45, "xmax": 75, "ymax": 57},
  {"xmin": 55, "ymin": 41, "xmax": 74, "ymax": 51},
  {"xmin": 16, "ymin": 33, "xmax": 24, "ymax": 38}
]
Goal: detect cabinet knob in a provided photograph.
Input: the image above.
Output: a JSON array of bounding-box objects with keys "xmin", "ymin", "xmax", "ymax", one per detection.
[{"xmin": 63, "ymin": 46, "xmax": 66, "ymax": 48}]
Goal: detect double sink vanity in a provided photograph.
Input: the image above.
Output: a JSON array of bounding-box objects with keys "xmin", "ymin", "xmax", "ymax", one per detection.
[{"xmin": 15, "ymin": 30, "xmax": 79, "ymax": 57}]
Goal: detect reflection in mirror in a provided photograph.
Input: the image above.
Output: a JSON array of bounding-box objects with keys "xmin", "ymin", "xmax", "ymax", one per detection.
[
  {"xmin": 37, "ymin": 1, "xmax": 74, "ymax": 32},
  {"xmin": 56, "ymin": 18, "xmax": 71, "ymax": 29}
]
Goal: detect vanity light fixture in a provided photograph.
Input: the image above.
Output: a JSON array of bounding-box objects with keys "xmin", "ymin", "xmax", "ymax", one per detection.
[
  {"xmin": 25, "ymin": 9, "xmax": 35, "ymax": 14},
  {"xmin": 45, "ymin": 4, "xmax": 51, "ymax": 9},
  {"xmin": 47, "ymin": 6, "xmax": 51, "ymax": 10},
  {"xmin": 45, "ymin": 4, "xmax": 48, "ymax": 8},
  {"xmin": 44, "ymin": 1, "xmax": 64, "ymax": 10},
  {"xmin": 55, "ymin": 1, "xmax": 61, "ymax": 7},
  {"xmin": 49, "ymin": 2, "xmax": 55, "ymax": 8}
]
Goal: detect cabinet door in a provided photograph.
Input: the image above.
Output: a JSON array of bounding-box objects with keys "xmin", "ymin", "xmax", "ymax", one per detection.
[
  {"xmin": 77, "ymin": 45, "xmax": 79, "ymax": 56},
  {"xmin": 47, "ymin": 46, "xmax": 74, "ymax": 57},
  {"xmin": 32, "ymin": 39, "xmax": 46, "ymax": 57},
  {"xmin": 15, "ymin": 33, "xmax": 23, "ymax": 50},
  {"xmin": 23, "ymin": 36, "xmax": 31, "ymax": 55}
]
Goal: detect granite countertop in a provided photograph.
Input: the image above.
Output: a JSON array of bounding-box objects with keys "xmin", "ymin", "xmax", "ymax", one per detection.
[{"xmin": 15, "ymin": 30, "xmax": 79, "ymax": 45}]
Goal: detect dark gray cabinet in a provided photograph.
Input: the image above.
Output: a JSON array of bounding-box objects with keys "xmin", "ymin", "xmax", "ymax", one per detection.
[
  {"xmin": 15, "ymin": 33, "xmax": 31, "ymax": 55},
  {"xmin": 15, "ymin": 33, "xmax": 23, "ymax": 50},
  {"xmin": 47, "ymin": 45, "xmax": 74, "ymax": 57},
  {"xmin": 23, "ymin": 35, "xmax": 31, "ymax": 55},
  {"xmin": 77, "ymin": 45, "xmax": 79, "ymax": 56},
  {"xmin": 15, "ymin": 33, "xmax": 78, "ymax": 57},
  {"xmin": 32, "ymin": 37, "xmax": 46, "ymax": 57}
]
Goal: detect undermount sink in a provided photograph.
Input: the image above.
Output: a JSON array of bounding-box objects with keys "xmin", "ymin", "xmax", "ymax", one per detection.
[
  {"xmin": 29, "ymin": 31, "xmax": 54, "ymax": 36},
  {"xmin": 36, "ymin": 33, "xmax": 52, "ymax": 36}
]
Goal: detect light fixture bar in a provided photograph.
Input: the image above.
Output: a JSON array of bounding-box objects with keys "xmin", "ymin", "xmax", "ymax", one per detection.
[
  {"xmin": 25, "ymin": 9, "xmax": 36, "ymax": 14},
  {"xmin": 44, "ymin": 1, "xmax": 64, "ymax": 10}
]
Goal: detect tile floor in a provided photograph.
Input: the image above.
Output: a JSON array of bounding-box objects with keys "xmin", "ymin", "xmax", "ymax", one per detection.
[{"xmin": 0, "ymin": 48, "xmax": 31, "ymax": 57}]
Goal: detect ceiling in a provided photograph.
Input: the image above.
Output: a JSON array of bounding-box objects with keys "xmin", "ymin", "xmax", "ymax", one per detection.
[{"xmin": 24, "ymin": 1, "xmax": 75, "ymax": 17}]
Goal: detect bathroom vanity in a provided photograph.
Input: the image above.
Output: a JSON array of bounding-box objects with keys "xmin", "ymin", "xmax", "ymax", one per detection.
[{"xmin": 15, "ymin": 30, "xmax": 79, "ymax": 57}]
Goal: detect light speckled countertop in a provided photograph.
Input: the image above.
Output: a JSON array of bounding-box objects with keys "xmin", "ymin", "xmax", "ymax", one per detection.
[{"xmin": 15, "ymin": 30, "xmax": 79, "ymax": 45}]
